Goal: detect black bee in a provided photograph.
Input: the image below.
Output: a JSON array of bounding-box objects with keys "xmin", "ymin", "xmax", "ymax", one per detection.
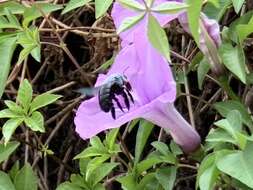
[{"xmin": 78, "ymin": 74, "xmax": 134, "ymax": 119}]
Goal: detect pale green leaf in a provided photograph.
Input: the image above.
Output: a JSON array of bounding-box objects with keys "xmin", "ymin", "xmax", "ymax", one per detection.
[
  {"xmin": 155, "ymin": 167, "xmax": 177, "ymax": 190},
  {"xmin": 197, "ymin": 57, "xmax": 210, "ymax": 89},
  {"xmin": 90, "ymin": 163, "xmax": 118, "ymax": 186},
  {"xmin": 117, "ymin": 0, "xmax": 145, "ymax": 11},
  {"xmin": 232, "ymin": 0, "xmax": 245, "ymax": 14},
  {"xmin": 24, "ymin": 111, "xmax": 45, "ymax": 132},
  {"xmin": 214, "ymin": 100, "xmax": 253, "ymax": 129},
  {"xmin": 0, "ymin": 37, "xmax": 16, "ymax": 99},
  {"xmin": 17, "ymin": 79, "xmax": 33, "ymax": 111},
  {"xmin": 62, "ymin": 0, "xmax": 91, "ymax": 14},
  {"xmin": 216, "ymin": 142, "xmax": 253, "ymax": 188},
  {"xmin": 14, "ymin": 163, "xmax": 38, "ymax": 190},
  {"xmin": 4, "ymin": 100, "xmax": 24, "ymax": 114},
  {"xmin": 0, "ymin": 109, "xmax": 22, "ymax": 119},
  {"xmin": 219, "ymin": 43, "xmax": 246, "ymax": 83},
  {"xmin": 23, "ymin": 3, "xmax": 63, "ymax": 27},
  {"xmin": 2, "ymin": 118, "xmax": 23, "ymax": 145},
  {"xmin": 30, "ymin": 93, "xmax": 61, "ymax": 113},
  {"xmin": 152, "ymin": 2, "xmax": 189, "ymax": 13},
  {"xmin": 236, "ymin": 17, "xmax": 253, "ymax": 43},
  {"xmin": 0, "ymin": 141, "xmax": 20, "ymax": 164},
  {"xmin": 0, "ymin": 171, "xmax": 15, "ymax": 190},
  {"xmin": 196, "ymin": 153, "xmax": 218, "ymax": 190},
  {"xmin": 148, "ymin": 14, "xmax": 170, "ymax": 61},
  {"xmin": 135, "ymin": 120, "xmax": 154, "ymax": 163},
  {"xmin": 56, "ymin": 182, "xmax": 83, "ymax": 190},
  {"xmin": 0, "ymin": 2, "xmax": 25, "ymax": 15},
  {"xmin": 186, "ymin": 0, "xmax": 202, "ymax": 45},
  {"xmin": 203, "ymin": 0, "xmax": 231, "ymax": 21},
  {"xmin": 95, "ymin": 0, "xmax": 113, "ymax": 19},
  {"xmin": 86, "ymin": 154, "xmax": 110, "ymax": 181},
  {"xmin": 117, "ymin": 13, "xmax": 145, "ymax": 34}
]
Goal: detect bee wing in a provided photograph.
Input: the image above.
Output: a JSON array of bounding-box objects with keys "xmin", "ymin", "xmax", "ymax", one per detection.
[{"xmin": 75, "ymin": 86, "xmax": 101, "ymax": 97}]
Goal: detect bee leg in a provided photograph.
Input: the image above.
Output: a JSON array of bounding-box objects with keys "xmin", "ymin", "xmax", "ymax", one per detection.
[
  {"xmin": 125, "ymin": 89, "xmax": 134, "ymax": 103},
  {"xmin": 112, "ymin": 95, "xmax": 124, "ymax": 113},
  {"xmin": 121, "ymin": 91, "xmax": 130, "ymax": 110},
  {"xmin": 111, "ymin": 106, "xmax": 116, "ymax": 119}
]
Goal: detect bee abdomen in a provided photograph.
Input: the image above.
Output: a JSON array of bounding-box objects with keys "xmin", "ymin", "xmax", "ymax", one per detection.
[{"xmin": 98, "ymin": 87, "xmax": 113, "ymax": 112}]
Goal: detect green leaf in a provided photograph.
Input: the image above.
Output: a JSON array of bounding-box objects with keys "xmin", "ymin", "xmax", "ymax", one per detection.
[
  {"xmin": 2, "ymin": 118, "xmax": 23, "ymax": 145},
  {"xmin": 104, "ymin": 128, "xmax": 119, "ymax": 151},
  {"xmin": 203, "ymin": 0, "xmax": 231, "ymax": 21},
  {"xmin": 4, "ymin": 100, "xmax": 25, "ymax": 114},
  {"xmin": 137, "ymin": 155, "xmax": 175, "ymax": 175},
  {"xmin": 232, "ymin": 0, "xmax": 244, "ymax": 13},
  {"xmin": 134, "ymin": 120, "xmax": 154, "ymax": 164},
  {"xmin": 0, "ymin": 9, "xmax": 21, "ymax": 30},
  {"xmin": 17, "ymin": 45, "xmax": 34, "ymax": 65},
  {"xmin": 0, "ymin": 171, "xmax": 15, "ymax": 190},
  {"xmin": 151, "ymin": 141, "xmax": 170, "ymax": 156},
  {"xmin": 214, "ymin": 110, "xmax": 247, "ymax": 149},
  {"xmin": 0, "ymin": 141, "xmax": 20, "ymax": 164},
  {"xmin": 197, "ymin": 57, "xmax": 210, "ymax": 89},
  {"xmin": 117, "ymin": 0, "xmax": 145, "ymax": 11},
  {"xmin": 197, "ymin": 153, "xmax": 219, "ymax": 190},
  {"xmin": 17, "ymin": 79, "xmax": 33, "ymax": 111},
  {"xmin": 219, "ymin": 43, "xmax": 246, "ymax": 83},
  {"xmin": 206, "ymin": 128, "xmax": 237, "ymax": 144},
  {"xmin": 90, "ymin": 136, "xmax": 107, "ymax": 151},
  {"xmin": 62, "ymin": 0, "xmax": 91, "ymax": 14},
  {"xmin": 14, "ymin": 163, "xmax": 38, "ymax": 190},
  {"xmin": 24, "ymin": 111, "xmax": 45, "ymax": 132},
  {"xmin": 0, "ymin": 109, "xmax": 22, "ymax": 119},
  {"xmin": 86, "ymin": 154, "xmax": 110, "ymax": 181},
  {"xmin": 0, "ymin": 37, "xmax": 16, "ymax": 99},
  {"xmin": 79, "ymin": 158, "xmax": 90, "ymax": 176},
  {"xmin": 117, "ymin": 13, "xmax": 145, "ymax": 34},
  {"xmin": 30, "ymin": 93, "xmax": 61, "ymax": 113},
  {"xmin": 95, "ymin": 0, "xmax": 113, "ymax": 19},
  {"xmin": 148, "ymin": 14, "xmax": 171, "ymax": 61},
  {"xmin": 93, "ymin": 56, "xmax": 115, "ymax": 73},
  {"xmin": 155, "ymin": 167, "xmax": 177, "ymax": 190},
  {"xmin": 9, "ymin": 161, "xmax": 20, "ymax": 181},
  {"xmin": 56, "ymin": 182, "xmax": 83, "ymax": 190},
  {"xmin": 236, "ymin": 16, "xmax": 253, "ymax": 43},
  {"xmin": 151, "ymin": 2, "xmax": 189, "ymax": 13},
  {"xmin": 117, "ymin": 174, "xmax": 137, "ymax": 190},
  {"xmin": 216, "ymin": 142, "xmax": 253, "ymax": 188},
  {"xmin": 23, "ymin": 3, "xmax": 63, "ymax": 27},
  {"xmin": 169, "ymin": 141, "xmax": 183, "ymax": 156},
  {"xmin": 227, "ymin": 10, "xmax": 253, "ymax": 43},
  {"xmin": 0, "ymin": 2, "xmax": 25, "ymax": 15},
  {"xmin": 214, "ymin": 100, "xmax": 253, "ymax": 129},
  {"xmin": 74, "ymin": 147, "xmax": 108, "ymax": 159},
  {"xmin": 186, "ymin": 0, "xmax": 202, "ymax": 45},
  {"xmin": 90, "ymin": 163, "xmax": 118, "ymax": 186},
  {"xmin": 137, "ymin": 172, "xmax": 156, "ymax": 189},
  {"xmin": 17, "ymin": 28, "xmax": 41, "ymax": 64},
  {"xmin": 4, "ymin": 8, "xmax": 21, "ymax": 29}
]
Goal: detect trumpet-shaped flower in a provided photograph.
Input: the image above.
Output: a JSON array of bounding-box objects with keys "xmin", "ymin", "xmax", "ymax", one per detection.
[
  {"xmin": 74, "ymin": 0, "xmax": 223, "ymax": 153},
  {"xmin": 74, "ymin": 31, "xmax": 201, "ymax": 153}
]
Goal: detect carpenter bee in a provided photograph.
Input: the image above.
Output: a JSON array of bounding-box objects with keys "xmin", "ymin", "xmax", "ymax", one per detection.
[{"xmin": 77, "ymin": 74, "xmax": 134, "ymax": 119}]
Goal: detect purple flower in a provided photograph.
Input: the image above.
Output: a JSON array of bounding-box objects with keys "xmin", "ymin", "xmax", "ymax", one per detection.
[
  {"xmin": 112, "ymin": 0, "xmax": 221, "ymax": 51},
  {"xmin": 74, "ymin": 31, "xmax": 201, "ymax": 153},
  {"xmin": 112, "ymin": 0, "xmax": 185, "ymax": 47}
]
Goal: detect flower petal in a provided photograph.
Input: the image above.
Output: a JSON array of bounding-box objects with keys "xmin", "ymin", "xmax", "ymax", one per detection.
[
  {"xmin": 74, "ymin": 96, "xmax": 152, "ymax": 140},
  {"xmin": 143, "ymin": 103, "xmax": 201, "ymax": 153},
  {"xmin": 178, "ymin": 12, "xmax": 221, "ymax": 53},
  {"xmin": 111, "ymin": 0, "xmax": 185, "ymax": 46}
]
